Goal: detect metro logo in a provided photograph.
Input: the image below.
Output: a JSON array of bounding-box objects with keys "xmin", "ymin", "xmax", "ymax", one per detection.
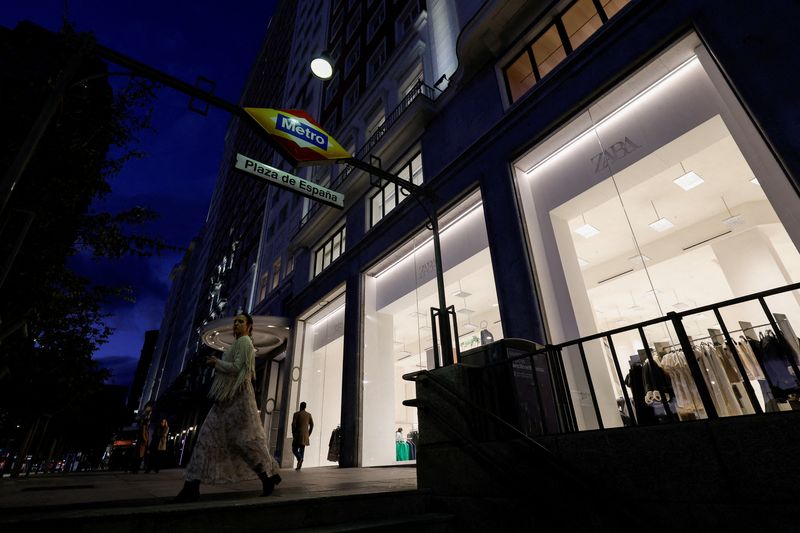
[
  {"xmin": 244, "ymin": 107, "xmax": 351, "ymax": 164},
  {"xmin": 276, "ymin": 114, "xmax": 328, "ymax": 150}
]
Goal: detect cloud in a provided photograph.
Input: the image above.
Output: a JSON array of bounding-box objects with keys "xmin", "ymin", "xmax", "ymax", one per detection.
[{"xmin": 98, "ymin": 354, "xmax": 139, "ymax": 390}]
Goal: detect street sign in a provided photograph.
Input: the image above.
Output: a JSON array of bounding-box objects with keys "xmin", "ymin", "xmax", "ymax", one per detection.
[
  {"xmin": 244, "ymin": 108, "xmax": 351, "ymax": 164},
  {"xmin": 235, "ymin": 153, "xmax": 344, "ymax": 209}
]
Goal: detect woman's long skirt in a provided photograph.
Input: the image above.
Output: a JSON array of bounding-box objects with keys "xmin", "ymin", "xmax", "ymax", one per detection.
[{"xmin": 185, "ymin": 381, "xmax": 279, "ymax": 484}]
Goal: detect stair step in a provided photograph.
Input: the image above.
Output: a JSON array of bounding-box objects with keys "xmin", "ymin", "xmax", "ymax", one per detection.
[{"xmin": 287, "ymin": 512, "xmax": 455, "ymax": 532}]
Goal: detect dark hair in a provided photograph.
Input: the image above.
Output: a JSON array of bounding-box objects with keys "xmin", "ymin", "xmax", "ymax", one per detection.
[
  {"xmin": 300, "ymin": 401, "xmax": 307, "ymax": 410},
  {"xmin": 239, "ymin": 312, "xmax": 254, "ymax": 335}
]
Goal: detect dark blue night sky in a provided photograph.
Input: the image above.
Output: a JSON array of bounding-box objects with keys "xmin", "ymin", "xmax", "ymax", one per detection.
[{"xmin": 2, "ymin": 1, "xmax": 277, "ymax": 390}]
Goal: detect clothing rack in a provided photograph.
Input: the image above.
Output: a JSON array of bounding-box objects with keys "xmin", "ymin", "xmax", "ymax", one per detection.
[{"xmin": 658, "ymin": 323, "xmax": 772, "ymax": 351}]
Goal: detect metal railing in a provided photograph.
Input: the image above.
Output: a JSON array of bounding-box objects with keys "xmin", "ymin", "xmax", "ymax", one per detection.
[
  {"xmin": 422, "ymin": 281, "xmax": 800, "ymax": 436},
  {"xmin": 299, "ymin": 80, "xmax": 437, "ymax": 228}
]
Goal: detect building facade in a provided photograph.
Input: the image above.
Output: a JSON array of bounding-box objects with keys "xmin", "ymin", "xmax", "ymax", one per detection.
[{"xmin": 150, "ymin": 0, "xmax": 800, "ymax": 471}]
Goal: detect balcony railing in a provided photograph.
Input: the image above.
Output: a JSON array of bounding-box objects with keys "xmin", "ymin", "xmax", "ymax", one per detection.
[{"xmin": 299, "ymin": 79, "xmax": 438, "ymax": 228}]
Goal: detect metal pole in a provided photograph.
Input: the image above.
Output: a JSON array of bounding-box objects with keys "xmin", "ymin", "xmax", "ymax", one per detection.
[{"xmin": 430, "ymin": 212, "xmax": 454, "ymax": 366}]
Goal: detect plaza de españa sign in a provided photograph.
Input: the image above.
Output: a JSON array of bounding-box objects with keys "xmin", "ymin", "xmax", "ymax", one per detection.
[
  {"xmin": 235, "ymin": 154, "xmax": 344, "ymax": 209},
  {"xmin": 244, "ymin": 107, "xmax": 351, "ymax": 164}
]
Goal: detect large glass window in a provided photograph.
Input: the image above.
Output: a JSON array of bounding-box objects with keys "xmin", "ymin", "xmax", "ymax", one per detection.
[
  {"xmin": 288, "ymin": 293, "xmax": 345, "ymax": 468},
  {"xmin": 515, "ymin": 36, "xmax": 800, "ymax": 429},
  {"xmin": 362, "ymin": 191, "xmax": 503, "ymax": 465}
]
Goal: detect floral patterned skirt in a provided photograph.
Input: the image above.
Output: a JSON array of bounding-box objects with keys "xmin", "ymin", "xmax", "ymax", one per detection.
[{"xmin": 185, "ymin": 380, "xmax": 279, "ymax": 484}]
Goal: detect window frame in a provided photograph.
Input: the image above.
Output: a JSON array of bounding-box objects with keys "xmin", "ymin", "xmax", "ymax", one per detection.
[{"xmin": 313, "ymin": 224, "xmax": 347, "ymax": 277}]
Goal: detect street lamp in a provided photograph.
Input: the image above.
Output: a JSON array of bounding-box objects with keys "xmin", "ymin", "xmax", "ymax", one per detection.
[{"xmin": 310, "ymin": 54, "xmax": 334, "ymax": 80}]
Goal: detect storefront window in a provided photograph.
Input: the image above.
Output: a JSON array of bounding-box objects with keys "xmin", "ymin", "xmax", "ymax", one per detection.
[
  {"xmin": 362, "ymin": 191, "xmax": 503, "ymax": 465},
  {"xmin": 515, "ymin": 36, "xmax": 800, "ymax": 429},
  {"xmin": 288, "ymin": 293, "xmax": 345, "ymax": 467}
]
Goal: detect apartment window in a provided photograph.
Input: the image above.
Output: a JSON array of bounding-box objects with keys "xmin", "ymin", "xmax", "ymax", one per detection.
[
  {"xmin": 501, "ymin": 0, "xmax": 631, "ymax": 104},
  {"xmin": 258, "ymin": 273, "xmax": 269, "ymax": 302},
  {"xmin": 367, "ymin": 40, "xmax": 387, "ymax": 83},
  {"xmin": 279, "ymin": 204, "xmax": 288, "ymax": 225},
  {"xmin": 396, "ymin": 0, "xmax": 422, "ymax": 43},
  {"xmin": 286, "ymin": 253, "xmax": 294, "ymax": 275},
  {"xmin": 532, "ymin": 24, "xmax": 566, "ymax": 79},
  {"xmin": 347, "ymin": 7, "xmax": 362, "ymax": 41},
  {"xmin": 343, "ymin": 81, "xmax": 361, "ymax": 115},
  {"xmin": 345, "ymin": 43, "xmax": 361, "ymax": 74},
  {"xmin": 271, "ymin": 257, "xmax": 281, "ymax": 290},
  {"xmin": 562, "ymin": 0, "xmax": 602, "ymax": 50},
  {"xmin": 601, "ymin": 0, "xmax": 631, "ymax": 19},
  {"xmin": 366, "ymin": 105, "xmax": 385, "ymax": 137},
  {"xmin": 313, "ymin": 225, "xmax": 347, "ymax": 277},
  {"xmin": 331, "ymin": 8, "xmax": 343, "ymax": 39},
  {"xmin": 368, "ymin": 152, "xmax": 423, "ymax": 228},
  {"xmin": 504, "ymin": 50, "xmax": 536, "ymax": 102},
  {"xmin": 325, "ymin": 75, "xmax": 339, "ymax": 106},
  {"xmin": 367, "ymin": 1, "xmax": 385, "ymax": 41}
]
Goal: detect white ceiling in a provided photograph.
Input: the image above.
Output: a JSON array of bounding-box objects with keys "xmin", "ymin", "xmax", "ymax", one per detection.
[{"xmin": 555, "ymin": 115, "xmax": 767, "ymax": 275}]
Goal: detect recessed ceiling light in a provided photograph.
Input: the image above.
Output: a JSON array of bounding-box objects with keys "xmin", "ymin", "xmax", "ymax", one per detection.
[
  {"xmin": 577, "ymin": 257, "xmax": 590, "ymax": 268},
  {"xmin": 462, "ymin": 322, "xmax": 479, "ymax": 331},
  {"xmin": 456, "ymin": 307, "xmax": 474, "ymax": 315},
  {"xmin": 574, "ymin": 223, "xmax": 600, "ymax": 238},
  {"xmin": 750, "ymin": 177, "xmax": 760, "ymax": 185},
  {"xmin": 452, "ymin": 290, "xmax": 472, "ymax": 298},
  {"xmin": 628, "ymin": 254, "xmax": 651, "ymax": 264},
  {"xmin": 649, "ymin": 218, "xmax": 674, "ymax": 232},
  {"xmin": 673, "ymin": 171, "xmax": 704, "ymax": 191}
]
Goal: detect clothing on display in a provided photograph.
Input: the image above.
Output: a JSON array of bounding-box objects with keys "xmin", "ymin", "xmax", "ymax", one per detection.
[{"xmin": 327, "ymin": 426, "xmax": 341, "ymax": 463}]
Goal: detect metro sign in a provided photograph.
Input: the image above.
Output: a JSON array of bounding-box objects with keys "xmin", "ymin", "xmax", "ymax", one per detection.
[{"xmin": 244, "ymin": 108, "xmax": 351, "ymax": 164}]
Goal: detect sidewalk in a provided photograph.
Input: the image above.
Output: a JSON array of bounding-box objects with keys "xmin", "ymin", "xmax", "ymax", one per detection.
[{"xmin": 0, "ymin": 465, "xmax": 418, "ymax": 513}]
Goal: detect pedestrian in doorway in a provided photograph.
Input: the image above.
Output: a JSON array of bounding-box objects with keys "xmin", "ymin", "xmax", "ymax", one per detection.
[
  {"xmin": 291, "ymin": 402, "xmax": 314, "ymax": 470},
  {"xmin": 172, "ymin": 313, "xmax": 281, "ymax": 502}
]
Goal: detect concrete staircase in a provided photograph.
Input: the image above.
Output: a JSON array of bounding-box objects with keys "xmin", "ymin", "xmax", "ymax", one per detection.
[{"xmin": 0, "ymin": 488, "xmax": 454, "ymax": 533}]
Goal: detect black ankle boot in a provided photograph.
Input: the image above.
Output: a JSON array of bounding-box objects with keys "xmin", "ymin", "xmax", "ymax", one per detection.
[
  {"xmin": 257, "ymin": 470, "xmax": 281, "ymax": 496},
  {"xmin": 171, "ymin": 480, "xmax": 200, "ymax": 503}
]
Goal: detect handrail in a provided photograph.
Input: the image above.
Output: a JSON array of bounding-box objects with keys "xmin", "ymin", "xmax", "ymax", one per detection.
[{"xmin": 298, "ymin": 80, "xmax": 437, "ymax": 228}]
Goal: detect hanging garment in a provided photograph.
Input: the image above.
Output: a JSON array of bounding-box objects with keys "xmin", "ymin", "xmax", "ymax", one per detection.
[
  {"xmin": 625, "ymin": 363, "xmax": 657, "ymax": 426},
  {"xmin": 757, "ymin": 334, "xmax": 800, "ymax": 397},
  {"xmin": 697, "ymin": 345, "xmax": 742, "ymax": 417},
  {"xmin": 327, "ymin": 427, "xmax": 341, "ymax": 463},
  {"xmin": 661, "ymin": 350, "xmax": 703, "ymax": 416},
  {"xmin": 736, "ymin": 340, "xmax": 764, "ymax": 380},
  {"xmin": 642, "ymin": 357, "xmax": 673, "ymax": 405},
  {"xmin": 715, "ymin": 345, "xmax": 742, "ymax": 384}
]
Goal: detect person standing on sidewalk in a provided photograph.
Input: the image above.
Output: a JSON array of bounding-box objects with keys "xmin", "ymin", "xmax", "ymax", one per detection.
[
  {"xmin": 172, "ymin": 313, "xmax": 281, "ymax": 502},
  {"xmin": 291, "ymin": 402, "xmax": 314, "ymax": 470}
]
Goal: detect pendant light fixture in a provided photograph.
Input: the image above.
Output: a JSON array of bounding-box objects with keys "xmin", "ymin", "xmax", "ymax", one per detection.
[
  {"xmin": 673, "ymin": 161, "xmax": 704, "ymax": 191},
  {"xmin": 720, "ymin": 196, "xmax": 745, "ymax": 229},
  {"xmin": 648, "ymin": 200, "xmax": 674, "ymax": 232},
  {"xmin": 574, "ymin": 212, "xmax": 600, "ymax": 238}
]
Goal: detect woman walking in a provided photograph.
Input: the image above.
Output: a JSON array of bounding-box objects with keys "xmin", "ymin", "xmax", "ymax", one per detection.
[{"xmin": 173, "ymin": 313, "xmax": 281, "ymax": 502}]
